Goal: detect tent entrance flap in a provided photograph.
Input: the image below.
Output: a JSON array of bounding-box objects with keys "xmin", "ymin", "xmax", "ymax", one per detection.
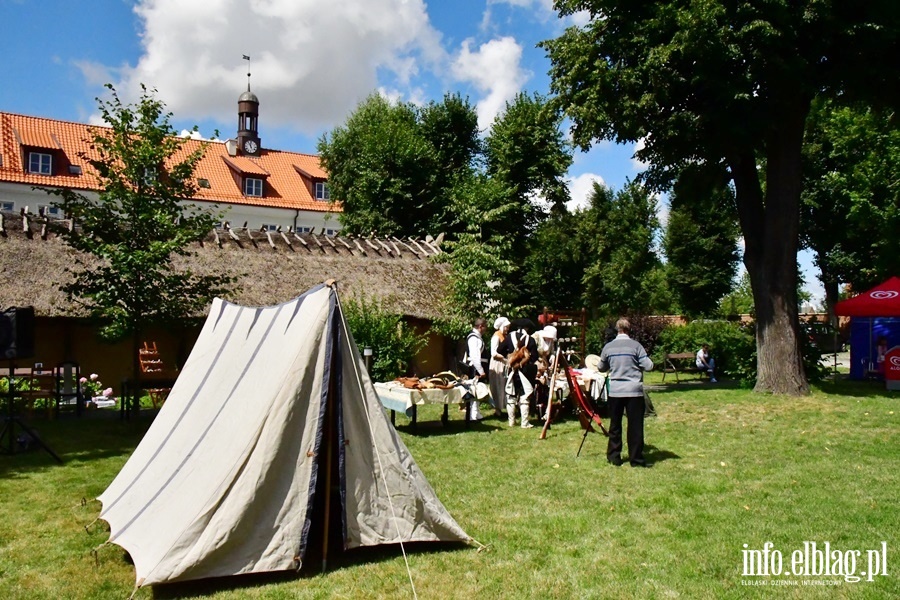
[{"xmin": 299, "ymin": 323, "xmax": 345, "ymax": 574}]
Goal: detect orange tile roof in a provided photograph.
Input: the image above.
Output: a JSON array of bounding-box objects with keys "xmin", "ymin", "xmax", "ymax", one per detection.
[
  {"xmin": 14, "ymin": 127, "xmax": 61, "ymax": 149},
  {"xmin": 0, "ymin": 111, "xmax": 341, "ymax": 214},
  {"xmin": 222, "ymin": 155, "xmax": 270, "ymax": 177}
]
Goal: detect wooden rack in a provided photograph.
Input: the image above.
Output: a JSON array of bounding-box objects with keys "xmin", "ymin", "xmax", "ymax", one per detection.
[{"xmin": 540, "ymin": 307, "xmax": 587, "ymax": 367}]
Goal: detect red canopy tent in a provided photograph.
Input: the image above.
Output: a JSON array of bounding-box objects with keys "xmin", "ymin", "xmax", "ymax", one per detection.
[
  {"xmin": 835, "ymin": 276, "xmax": 900, "ymax": 317},
  {"xmin": 835, "ymin": 277, "xmax": 900, "ymax": 380}
]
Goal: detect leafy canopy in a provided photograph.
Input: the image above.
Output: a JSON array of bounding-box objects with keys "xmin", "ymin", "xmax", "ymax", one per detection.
[{"xmin": 44, "ymin": 84, "xmax": 232, "ymax": 340}]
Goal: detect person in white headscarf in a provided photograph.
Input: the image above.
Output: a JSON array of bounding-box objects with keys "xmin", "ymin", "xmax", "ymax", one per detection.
[
  {"xmin": 488, "ymin": 317, "xmax": 510, "ymax": 416},
  {"xmin": 499, "ymin": 319, "xmax": 538, "ymax": 428}
]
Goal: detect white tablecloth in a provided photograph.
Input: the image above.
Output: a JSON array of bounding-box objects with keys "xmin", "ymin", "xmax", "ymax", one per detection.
[{"xmin": 374, "ymin": 381, "xmax": 490, "ymax": 415}]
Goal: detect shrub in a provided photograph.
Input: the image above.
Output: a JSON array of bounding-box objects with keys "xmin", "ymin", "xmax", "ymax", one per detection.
[
  {"xmin": 585, "ymin": 315, "xmax": 670, "ymax": 357},
  {"xmin": 342, "ymin": 295, "xmax": 427, "ymax": 383},
  {"xmin": 656, "ymin": 320, "xmax": 757, "ymax": 385}
]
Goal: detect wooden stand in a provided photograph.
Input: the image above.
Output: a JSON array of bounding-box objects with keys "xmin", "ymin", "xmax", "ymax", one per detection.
[{"xmin": 540, "ymin": 307, "xmax": 587, "ymax": 367}]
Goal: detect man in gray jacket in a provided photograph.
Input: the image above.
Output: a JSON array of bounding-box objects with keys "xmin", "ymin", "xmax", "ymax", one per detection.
[{"xmin": 598, "ymin": 318, "xmax": 654, "ymax": 467}]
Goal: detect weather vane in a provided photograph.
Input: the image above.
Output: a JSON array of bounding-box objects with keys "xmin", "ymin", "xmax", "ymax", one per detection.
[{"xmin": 242, "ymin": 54, "xmax": 251, "ymax": 91}]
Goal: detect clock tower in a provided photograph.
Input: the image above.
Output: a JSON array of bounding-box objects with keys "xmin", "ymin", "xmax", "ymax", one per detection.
[{"xmin": 237, "ymin": 86, "xmax": 261, "ymax": 156}]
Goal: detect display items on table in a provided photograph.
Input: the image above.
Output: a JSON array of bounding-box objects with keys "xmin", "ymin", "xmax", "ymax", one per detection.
[{"xmin": 80, "ymin": 372, "xmax": 117, "ymax": 408}]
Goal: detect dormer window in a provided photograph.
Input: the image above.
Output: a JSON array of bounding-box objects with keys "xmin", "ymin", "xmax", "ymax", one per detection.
[
  {"xmin": 28, "ymin": 152, "xmax": 53, "ymax": 175},
  {"xmin": 315, "ymin": 182, "xmax": 330, "ymax": 201},
  {"xmin": 244, "ymin": 177, "xmax": 264, "ymax": 197}
]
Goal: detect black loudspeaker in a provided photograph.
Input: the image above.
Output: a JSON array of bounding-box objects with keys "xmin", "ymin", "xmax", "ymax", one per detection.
[{"xmin": 0, "ymin": 307, "xmax": 35, "ymax": 360}]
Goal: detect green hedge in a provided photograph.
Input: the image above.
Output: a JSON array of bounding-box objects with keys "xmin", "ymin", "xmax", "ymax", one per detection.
[
  {"xmin": 656, "ymin": 320, "xmax": 757, "ymax": 385},
  {"xmin": 341, "ymin": 295, "xmax": 427, "ymax": 383}
]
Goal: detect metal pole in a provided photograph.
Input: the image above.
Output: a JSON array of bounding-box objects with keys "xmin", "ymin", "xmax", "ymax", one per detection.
[{"xmin": 363, "ymin": 346, "xmax": 373, "ymax": 374}]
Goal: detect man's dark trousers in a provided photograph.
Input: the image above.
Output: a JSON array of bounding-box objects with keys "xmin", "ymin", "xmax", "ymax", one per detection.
[{"xmin": 607, "ymin": 395, "xmax": 645, "ymax": 466}]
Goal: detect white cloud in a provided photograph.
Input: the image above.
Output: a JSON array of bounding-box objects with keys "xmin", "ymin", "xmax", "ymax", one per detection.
[
  {"xmin": 488, "ymin": 0, "xmax": 556, "ymax": 17},
  {"xmin": 566, "ymin": 172, "xmax": 605, "ymax": 211},
  {"xmin": 106, "ymin": 0, "xmax": 443, "ymax": 136},
  {"xmin": 451, "ymin": 36, "xmax": 529, "ymax": 130},
  {"xmin": 178, "ymin": 129, "xmax": 216, "ymax": 141},
  {"xmin": 74, "ymin": 59, "xmax": 117, "ymax": 87},
  {"xmin": 632, "ymin": 138, "xmax": 649, "ymax": 171}
]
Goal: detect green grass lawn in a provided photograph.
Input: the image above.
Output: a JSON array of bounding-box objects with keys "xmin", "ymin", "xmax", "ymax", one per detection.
[{"xmin": 0, "ymin": 378, "xmax": 897, "ymax": 599}]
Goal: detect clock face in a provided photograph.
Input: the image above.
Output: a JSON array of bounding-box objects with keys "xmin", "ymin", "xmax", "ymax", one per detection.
[{"xmin": 243, "ymin": 140, "xmax": 258, "ymax": 153}]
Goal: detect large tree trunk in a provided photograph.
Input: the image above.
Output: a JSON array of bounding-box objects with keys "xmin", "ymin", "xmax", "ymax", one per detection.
[{"xmin": 729, "ymin": 104, "xmax": 810, "ymax": 395}]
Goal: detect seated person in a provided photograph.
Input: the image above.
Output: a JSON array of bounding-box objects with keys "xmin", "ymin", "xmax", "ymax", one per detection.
[{"xmin": 696, "ymin": 343, "xmax": 717, "ymax": 383}]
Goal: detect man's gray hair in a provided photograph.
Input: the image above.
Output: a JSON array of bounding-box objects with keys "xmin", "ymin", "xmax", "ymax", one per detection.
[
  {"xmin": 473, "ymin": 317, "xmax": 487, "ymax": 328},
  {"xmin": 615, "ymin": 318, "xmax": 631, "ymax": 334}
]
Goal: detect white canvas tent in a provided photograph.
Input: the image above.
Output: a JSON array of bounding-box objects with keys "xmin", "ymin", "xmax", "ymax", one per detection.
[{"xmin": 97, "ymin": 282, "xmax": 472, "ymax": 587}]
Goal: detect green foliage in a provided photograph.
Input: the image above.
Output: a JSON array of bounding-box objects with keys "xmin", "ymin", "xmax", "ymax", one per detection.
[
  {"xmin": 801, "ymin": 98, "xmax": 900, "ymax": 311},
  {"xmin": 580, "ymin": 180, "xmax": 661, "ymax": 317},
  {"xmin": 318, "ymin": 94, "xmax": 434, "ymax": 236},
  {"xmin": 318, "ymin": 93, "xmax": 482, "ymax": 238},
  {"xmin": 433, "ymin": 174, "xmax": 529, "ymax": 335},
  {"xmin": 485, "ymin": 92, "xmax": 572, "ymax": 215},
  {"xmin": 523, "ymin": 210, "xmax": 586, "ymax": 310},
  {"xmin": 42, "ymin": 84, "xmax": 232, "ymax": 342},
  {"xmin": 341, "ymin": 295, "xmax": 426, "ymax": 382},
  {"xmin": 663, "ymin": 165, "xmax": 741, "ymax": 316},
  {"xmin": 657, "ymin": 321, "xmax": 757, "ymax": 385},
  {"xmin": 542, "ymin": 0, "xmax": 900, "ymax": 393},
  {"xmin": 717, "ymin": 271, "xmax": 754, "ymax": 317}
]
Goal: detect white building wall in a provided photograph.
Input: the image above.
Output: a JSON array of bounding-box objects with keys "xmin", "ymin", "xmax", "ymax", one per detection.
[{"xmin": 0, "ymin": 182, "xmax": 341, "ymax": 234}]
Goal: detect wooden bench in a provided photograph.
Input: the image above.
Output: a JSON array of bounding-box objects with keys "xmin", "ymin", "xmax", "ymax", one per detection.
[{"xmin": 661, "ymin": 352, "xmax": 706, "ymax": 383}]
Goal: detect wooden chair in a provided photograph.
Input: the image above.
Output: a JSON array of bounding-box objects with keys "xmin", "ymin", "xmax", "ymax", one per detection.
[
  {"xmin": 54, "ymin": 361, "xmax": 83, "ymax": 417},
  {"xmin": 19, "ymin": 366, "xmax": 57, "ymax": 419},
  {"xmin": 139, "ymin": 341, "xmax": 172, "ymax": 409}
]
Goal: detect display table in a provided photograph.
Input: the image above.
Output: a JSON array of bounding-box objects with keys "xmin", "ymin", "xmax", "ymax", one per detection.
[{"xmin": 374, "ymin": 380, "xmax": 490, "ymax": 428}]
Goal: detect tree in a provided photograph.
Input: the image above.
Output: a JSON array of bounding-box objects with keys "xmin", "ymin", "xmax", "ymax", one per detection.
[
  {"xmin": 318, "ymin": 94, "xmax": 435, "ymax": 237},
  {"xmin": 542, "ymin": 1, "xmax": 900, "ymax": 394},
  {"xmin": 718, "ymin": 272, "xmax": 755, "ymax": 317},
  {"xmin": 523, "ymin": 210, "xmax": 587, "ymax": 310},
  {"xmin": 484, "ymin": 92, "xmax": 573, "ymax": 308},
  {"xmin": 663, "ymin": 165, "xmax": 741, "ymax": 317},
  {"xmin": 318, "ymin": 93, "xmax": 482, "ymax": 238},
  {"xmin": 418, "ymin": 93, "xmax": 483, "ymax": 234},
  {"xmin": 43, "ymin": 84, "xmax": 232, "ymax": 409},
  {"xmin": 579, "ymin": 180, "xmax": 660, "ymax": 317},
  {"xmin": 434, "ymin": 174, "xmax": 522, "ymax": 336},
  {"xmin": 801, "ymin": 99, "xmax": 900, "ymax": 319},
  {"xmin": 485, "ymin": 92, "xmax": 572, "ymax": 215}
]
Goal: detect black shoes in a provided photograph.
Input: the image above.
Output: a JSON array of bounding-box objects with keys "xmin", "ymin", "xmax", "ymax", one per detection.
[{"xmin": 607, "ymin": 457, "xmax": 623, "ymax": 466}]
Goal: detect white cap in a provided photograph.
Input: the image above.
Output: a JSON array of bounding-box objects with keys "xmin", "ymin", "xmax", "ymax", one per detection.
[
  {"xmin": 494, "ymin": 316, "xmax": 510, "ymax": 330},
  {"xmin": 541, "ymin": 325, "xmax": 557, "ymax": 339}
]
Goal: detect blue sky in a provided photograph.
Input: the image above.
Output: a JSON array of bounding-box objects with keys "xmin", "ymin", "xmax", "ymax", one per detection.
[{"xmin": 0, "ymin": 0, "xmax": 822, "ymax": 303}]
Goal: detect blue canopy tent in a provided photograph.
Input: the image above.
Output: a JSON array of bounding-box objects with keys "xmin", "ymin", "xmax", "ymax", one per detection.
[{"xmin": 834, "ymin": 277, "xmax": 900, "ymax": 380}]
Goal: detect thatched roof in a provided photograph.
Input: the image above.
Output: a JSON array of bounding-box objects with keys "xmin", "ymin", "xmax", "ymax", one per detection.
[{"xmin": 0, "ymin": 211, "xmax": 450, "ymax": 320}]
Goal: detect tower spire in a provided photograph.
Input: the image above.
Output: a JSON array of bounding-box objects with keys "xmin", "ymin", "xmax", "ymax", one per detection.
[{"xmin": 237, "ymin": 55, "xmax": 261, "ymax": 156}]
